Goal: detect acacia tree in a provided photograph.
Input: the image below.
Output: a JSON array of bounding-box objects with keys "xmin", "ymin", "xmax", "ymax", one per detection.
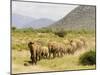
[{"xmin": 12, "ymin": 26, "xmax": 16, "ymax": 31}]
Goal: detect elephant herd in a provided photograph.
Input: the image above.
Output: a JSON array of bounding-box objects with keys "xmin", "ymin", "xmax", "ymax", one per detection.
[{"xmin": 28, "ymin": 38, "xmax": 86, "ymax": 65}]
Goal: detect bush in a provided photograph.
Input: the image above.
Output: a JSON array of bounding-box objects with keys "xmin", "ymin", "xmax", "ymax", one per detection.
[
  {"xmin": 79, "ymin": 50, "xmax": 96, "ymax": 65},
  {"xmin": 36, "ymin": 28, "xmax": 52, "ymax": 33},
  {"xmin": 54, "ymin": 30, "xmax": 66, "ymax": 37},
  {"xmin": 12, "ymin": 26, "xmax": 16, "ymax": 31},
  {"xmin": 22, "ymin": 28, "xmax": 35, "ymax": 32}
]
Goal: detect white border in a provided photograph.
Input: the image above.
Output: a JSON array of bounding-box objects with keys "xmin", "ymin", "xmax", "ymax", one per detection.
[
  {"xmin": 23, "ymin": 0, "xmax": 96, "ymax": 5},
  {"xmin": 0, "ymin": 0, "xmax": 99, "ymax": 75}
]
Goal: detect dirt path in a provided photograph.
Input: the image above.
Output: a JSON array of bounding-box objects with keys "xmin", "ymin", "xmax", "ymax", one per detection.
[
  {"xmin": 12, "ymin": 50, "xmax": 53, "ymax": 74},
  {"xmin": 12, "ymin": 63, "xmax": 52, "ymax": 74}
]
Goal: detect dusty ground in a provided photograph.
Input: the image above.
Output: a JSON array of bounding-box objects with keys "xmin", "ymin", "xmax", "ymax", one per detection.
[
  {"xmin": 12, "ymin": 31, "xmax": 96, "ymax": 74},
  {"xmin": 12, "ymin": 46, "xmax": 95, "ymax": 74}
]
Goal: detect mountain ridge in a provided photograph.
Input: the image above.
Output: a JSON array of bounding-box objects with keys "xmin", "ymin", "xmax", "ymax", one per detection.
[
  {"xmin": 12, "ymin": 13, "xmax": 55, "ymax": 28},
  {"xmin": 26, "ymin": 18, "xmax": 54, "ymax": 29},
  {"xmin": 12, "ymin": 13, "xmax": 35, "ymax": 28},
  {"xmin": 49, "ymin": 5, "xmax": 96, "ymax": 30}
]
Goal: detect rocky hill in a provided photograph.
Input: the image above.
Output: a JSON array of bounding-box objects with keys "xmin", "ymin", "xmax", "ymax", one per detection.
[{"xmin": 50, "ymin": 5, "xmax": 96, "ymax": 30}]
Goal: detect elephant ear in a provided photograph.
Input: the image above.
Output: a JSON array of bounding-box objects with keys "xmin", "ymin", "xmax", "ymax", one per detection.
[
  {"xmin": 29, "ymin": 41, "xmax": 33, "ymax": 44},
  {"xmin": 28, "ymin": 41, "xmax": 34, "ymax": 47}
]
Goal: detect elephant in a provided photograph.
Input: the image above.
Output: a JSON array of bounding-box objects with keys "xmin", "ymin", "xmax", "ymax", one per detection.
[
  {"xmin": 79, "ymin": 37, "xmax": 87, "ymax": 48},
  {"xmin": 40, "ymin": 46, "xmax": 49, "ymax": 59},
  {"xmin": 70, "ymin": 38, "xmax": 86, "ymax": 50},
  {"xmin": 65, "ymin": 40, "xmax": 78, "ymax": 55},
  {"xmin": 66, "ymin": 44, "xmax": 75, "ymax": 54},
  {"xmin": 28, "ymin": 41, "xmax": 41, "ymax": 64},
  {"xmin": 56, "ymin": 43, "xmax": 67, "ymax": 56},
  {"xmin": 48, "ymin": 41, "xmax": 58, "ymax": 58},
  {"xmin": 48, "ymin": 41, "xmax": 67, "ymax": 58}
]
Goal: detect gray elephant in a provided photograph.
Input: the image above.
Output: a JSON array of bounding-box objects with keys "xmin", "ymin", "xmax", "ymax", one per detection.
[
  {"xmin": 41, "ymin": 46, "xmax": 49, "ymax": 59},
  {"xmin": 28, "ymin": 41, "xmax": 41, "ymax": 64},
  {"xmin": 48, "ymin": 41, "xmax": 66, "ymax": 58}
]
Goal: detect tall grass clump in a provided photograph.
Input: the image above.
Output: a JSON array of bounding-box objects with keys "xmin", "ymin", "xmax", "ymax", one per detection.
[{"xmin": 79, "ymin": 49, "xmax": 96, "ymax": 65}]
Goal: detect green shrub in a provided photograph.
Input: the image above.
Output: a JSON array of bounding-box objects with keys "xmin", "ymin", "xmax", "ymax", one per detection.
[
  {"xmin": 12, "ymin": 27, "xmax": 37, "ymax": 33},
  {"xmin": 22, "ymin": 28, "xmax": 35, "ymax": 32},
  {"xmin": 12, "ymin": 26, "xmax": 16, "ymax": 31},
  {"xmin": 79, "ymin": 50, "xmax": 96, "ymax": 65},
  {"xmin": 36, "ymin": 28, "xmax": 52, "ymax": 33},
  {"xmin": 54, "ymin": 30, "xmax": 66, "ymax": 37}
]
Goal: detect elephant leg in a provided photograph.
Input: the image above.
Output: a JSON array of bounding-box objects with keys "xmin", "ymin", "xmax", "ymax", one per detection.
[
  {"xmin": 36, "ymin": 54, "xmax": 39, "ymax": 61},
  {"xmin": 30, "ymin": 50, "xmax": 33, "ymax": 59},
  {"xmin": 31, "ymin": 56, "xmax": 34, "ymax": 65},
  {"xmin": 40, "ymin": 52, "xmax": 42, "ymax": 59},
  {"xmin": 46, "ymin": 53, "xmax": 48, "ymax": 59},
  {"xmin": 53, "ymin": 52, "xmax": 56, "ymax": 58},
  {"xmin": 35, "ymin": 54, "xmax": 38, "ymax": 64},
  {"xmin": 56, "ymin": 51, "xmax": 59, "ymax": 57},
  {"xmin": 38, "ymin": 55, "xmax": 41, "ymax": 61},
  {"xmin": 59, "ymin": 52, "xmax": 62, "ymax": 57},
  {"xmin": 49, "ymin": 51, "xmax": 51, "ymax": 59},
  {"xmin": 30, "ymin": 55, "xmax": 32, "ymax": 60},
  {"xmin": 57, "ymin": 51, "xmax": 61, "ymax": 57},
  {"xmin": 34, "ymin": 57, "xmax": 37, "ymax": 65}
]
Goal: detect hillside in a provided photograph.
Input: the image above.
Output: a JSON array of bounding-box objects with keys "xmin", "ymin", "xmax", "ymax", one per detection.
[
  {"xmin": 12, "ymin": 13, "xmax": 54, "ymax": 29},
  {"xmin": 12, "ymin": 13, "xmax": 35, "ymax": 28},
  {"xmin": 26, "ymin": 18, "xmax": 54, "ymax": 29},
  {"xmin": 49, "ymin": 5, "xmax": 96, "ymax": 30}
]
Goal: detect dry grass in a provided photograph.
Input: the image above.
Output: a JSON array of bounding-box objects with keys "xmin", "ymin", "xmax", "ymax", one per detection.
[
  {"xmin": 12, "ymin": 30, "xmax": 96, "ymax": 74},
  {"xmin": 12, "ymin": 49, "xmax": 95, "ymax": 74}
]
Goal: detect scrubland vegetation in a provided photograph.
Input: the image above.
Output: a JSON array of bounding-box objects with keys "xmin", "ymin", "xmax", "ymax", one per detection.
[{"xmin": 12, "ymin": 27, "xmax": 96, "ymax": 74}]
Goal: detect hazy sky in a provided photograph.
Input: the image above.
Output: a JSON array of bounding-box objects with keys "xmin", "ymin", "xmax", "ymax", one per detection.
[{"xmin": 12, "ymin": 1, "xmax": 78, "ymax": 21}]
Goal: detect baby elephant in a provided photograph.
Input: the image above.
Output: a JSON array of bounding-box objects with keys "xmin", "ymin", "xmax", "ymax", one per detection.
[{"xmin": 41, "ymin": 46, "xmax": 49, "ymax": 59}]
